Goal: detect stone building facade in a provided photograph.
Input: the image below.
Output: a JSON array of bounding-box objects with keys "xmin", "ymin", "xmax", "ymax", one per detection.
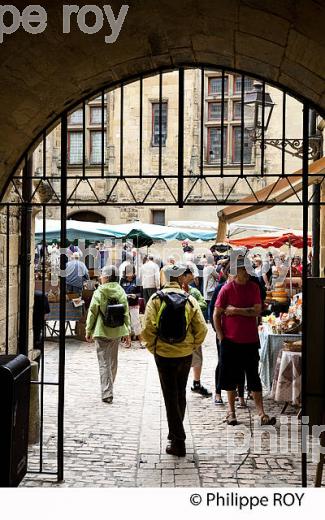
[{"xmin": 32, "ymin": 69, "xmax": 312, "ymax": 231}]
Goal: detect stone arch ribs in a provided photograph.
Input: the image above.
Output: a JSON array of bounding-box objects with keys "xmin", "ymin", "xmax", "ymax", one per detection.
[{"xmin": 1, "ymin": 0, "xmax": 325, "ymax": 190}]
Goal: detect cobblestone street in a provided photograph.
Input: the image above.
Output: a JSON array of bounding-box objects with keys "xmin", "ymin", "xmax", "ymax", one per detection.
[{"xmin": 21, "ymin": 326, "xmax": 312, "ymax": 488}]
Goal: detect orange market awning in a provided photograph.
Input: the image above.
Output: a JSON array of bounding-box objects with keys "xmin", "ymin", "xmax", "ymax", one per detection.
[
  {"xmin": 227, "ymin": 231, "xmax": 312, "ymax": 250},
  {"xmin": 216, "ymin": 157, "xmax": 325, "ymax": 242}
]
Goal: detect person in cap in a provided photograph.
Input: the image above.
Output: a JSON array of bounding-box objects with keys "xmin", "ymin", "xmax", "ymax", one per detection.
[
  {"xmin": 86, "ymin": 265, "xmax": 131, "ymax": 404},
  {"xmin": 142, "ymin": 263, "xmax": 208, "ymax": 457},
  {"xmin": 213, "ymin": 255, "xmax": 276, "ymax": 426},
  {"xmin": 65, "ymin": 251, "xmax": 89, "ymax": 295}
]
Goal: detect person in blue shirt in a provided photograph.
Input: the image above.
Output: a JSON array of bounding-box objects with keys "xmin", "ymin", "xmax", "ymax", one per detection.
[{"xmin": 65, "ymin": 252, "xmax": 89, "ymax": 294}]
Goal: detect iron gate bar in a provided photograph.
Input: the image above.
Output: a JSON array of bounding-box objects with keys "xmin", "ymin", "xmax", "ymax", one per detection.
[
  {"xmin": 5, "ymin": 201, "xmax": 325, "ymax": 207},
  {"xmin": 43, "ymin": 132, "xmax": 46, "ymax": 180},
  {"xmin": 120, "ymin": 84, "xmax": 124, "ymax": 178},
  {"xmin": 221, "ymin": 69, "xmax": 225, "ymax": 178},
  {"xmin": 282, "ymin": 93, "xmax": 286, "ymax": 177},
  {"xmin": 243, "ymin": 177, "xmax": 260, "ymax": 203},
  {"xmin": 13, "ymin": 173, "xmax": 313, "ymax": 182},
  {"xmin": 82, "ymin": 101, "xmax": 86, "ymax": 179},
  {"xmin": 178, "ymin": 67, "xmax": 184, "ymax": 208},
  {"xmin": 260, "ymin": 81, "xmax": 266, "ymax": 177},
  {"xmin": 240, "ymin": 74, "xmax": 245, "ymax": 178},
  {"xmin": 159, "ymin": 71, "xmax": 163, "ymax": 178},
  {"xmin": 139, "ymin": 76, "xmax": 143, "ymax": 178},
  {"xmin": 67, "ymin": 178, "xmax": 83, "ymax": 204},
  {"xmin": 5, "ymin": 204, "xmax": 9, "ymax": 355},
  {"xmin": 40, "ymin": 203, "xmax": 46, "ymax": 473},
  {"xmin": 200, "ymin": 68, "xmax": 204, "ymax": 178},
  {"xmin": 11, "ymin": 172, "xmax": 312, "ymax": 180},
  {"xmin": 58, "ymin": 113, "xmax": 68, "ymax": 482},
  {"xmin": 30, "ymin": 381, "xmax": 60, "ymax": 386},
  {"xmin": 302, "ymin": 103, "xmax": 309, "ymax": 488},
  {"xmin": 18, "ymin": 155, "xmax": 33, "ymax": 356},
  {"xmin": 101, "ymin": 90, "xmax": 105, "ymax": 178}
]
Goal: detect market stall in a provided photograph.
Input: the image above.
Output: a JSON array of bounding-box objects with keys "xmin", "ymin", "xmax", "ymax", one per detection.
[{"xmin": 226, "ymin": 231, "xmax": 307, "ymax": 410}]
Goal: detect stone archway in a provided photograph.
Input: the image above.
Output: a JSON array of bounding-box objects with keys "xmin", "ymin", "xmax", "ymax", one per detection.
[{"xmin": 1, "ymin": 0, "xmax": 325, "ymax": 195}]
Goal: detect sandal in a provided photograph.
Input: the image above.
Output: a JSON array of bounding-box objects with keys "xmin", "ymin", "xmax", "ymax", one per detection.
[
  {"xmin": 224, "ymin": 412, "xmax": 238, "ymax": 426},
  {"xmin": 260, "ymin": 414, "xmax": 276, "ymax": 426}
]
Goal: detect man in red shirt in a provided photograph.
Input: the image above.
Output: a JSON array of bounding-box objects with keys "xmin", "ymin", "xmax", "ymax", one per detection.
[{"xmin": 213, "ymin": 256, "xmax": 276, "ymax": 426}]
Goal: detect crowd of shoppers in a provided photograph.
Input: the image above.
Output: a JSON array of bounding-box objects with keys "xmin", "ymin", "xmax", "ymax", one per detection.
[{"xmin": 81, "ymin": 242, "xmax": 284, "ymax": 458}]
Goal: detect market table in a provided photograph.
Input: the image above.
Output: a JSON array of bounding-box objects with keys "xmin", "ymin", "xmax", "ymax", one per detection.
[
  {"xmin": 270, "ymin": 349, "xmax": 301, "ymax": 409},
  {"xmin": 46, "ymin": 301, "xmax": 84, "ymax": 337},
  {"xmin": 259, "ymin": 330, "xmax": 301, "ymax": 391}
]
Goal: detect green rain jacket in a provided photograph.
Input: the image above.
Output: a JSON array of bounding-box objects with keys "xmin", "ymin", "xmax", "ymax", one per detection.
[{"xmin": 86, "ymin": 282, "xmax": 131, "ymax": 339}]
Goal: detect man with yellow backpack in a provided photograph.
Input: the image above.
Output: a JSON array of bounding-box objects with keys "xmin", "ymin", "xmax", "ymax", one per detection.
[{"xmin": 142, "ymin": 264, "xmax": 207, "ymax": 457}]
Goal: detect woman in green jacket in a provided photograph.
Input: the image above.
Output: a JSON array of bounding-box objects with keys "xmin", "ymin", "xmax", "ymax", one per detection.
[{"xmin": 86, "ymin": 265, "xmax": 131, "ymax": 403}]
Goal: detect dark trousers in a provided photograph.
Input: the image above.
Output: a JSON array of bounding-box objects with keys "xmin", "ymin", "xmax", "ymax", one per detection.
[
  {"xmin": 155, "ymin": 354, "xmax": 192, "ymax": 442},
  {"xmin": 215, "ymin": 337, "xmax": 245, "ymax": 397},
  {"xmin": 143, "ymin": 287, "xmax": 157, "ymax": 305}
]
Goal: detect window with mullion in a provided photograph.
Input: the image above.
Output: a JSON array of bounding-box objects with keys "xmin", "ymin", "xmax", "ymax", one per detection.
[
  {"xmin": 208, "ymin": 127, "xmax": 227, "ymax": 164},
  {"xmin": 152, "ymin": 102, "xmax": 168, "ymax": 146}
]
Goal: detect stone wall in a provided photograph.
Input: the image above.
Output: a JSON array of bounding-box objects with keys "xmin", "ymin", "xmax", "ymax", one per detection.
[
  {"xmin": 0, "ymin": 201, "xmax": 20, "ymax": 354},
  {"xmin": 1, "ymin": 0, "xmax": 325, "ymax": 196}
]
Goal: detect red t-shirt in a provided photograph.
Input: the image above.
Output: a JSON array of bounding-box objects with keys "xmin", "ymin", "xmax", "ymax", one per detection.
[{"xmin": 215, "ymin": 280, "xmax": 261, "ymax": 344}]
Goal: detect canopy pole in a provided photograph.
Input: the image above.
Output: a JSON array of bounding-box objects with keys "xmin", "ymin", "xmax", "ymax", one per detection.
[{"xmin": 288, "ymin": 240, "xmax": 293, "ymax": 297}]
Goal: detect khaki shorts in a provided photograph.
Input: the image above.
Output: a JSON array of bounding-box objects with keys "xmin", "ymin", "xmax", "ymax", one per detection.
[{"xmin": 191, "ymin": 345, "xmax": 203, "ymax": 368}]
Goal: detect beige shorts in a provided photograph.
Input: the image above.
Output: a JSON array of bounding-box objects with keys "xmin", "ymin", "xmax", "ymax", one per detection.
[{"xmin": 191, "ymin": 345, "xmax": 203, "ymax": 368}]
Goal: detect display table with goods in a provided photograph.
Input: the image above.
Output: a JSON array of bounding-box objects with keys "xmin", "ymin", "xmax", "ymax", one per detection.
[
  {"xmin": 45, "ymin": 289, "xmax": 86, "ymax": 338},
  {"xmin": 259, "ymin": 291, "xmax": 302, "ymax": 390},
  {"xmin": 270, "ymin": 342, "xmax": 302, "ymax": 412}
]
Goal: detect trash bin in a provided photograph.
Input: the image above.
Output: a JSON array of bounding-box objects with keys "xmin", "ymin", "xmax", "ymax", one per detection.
[{"xmin": 0, "ymin": 354, "xmax": 31, "ymax": 487}]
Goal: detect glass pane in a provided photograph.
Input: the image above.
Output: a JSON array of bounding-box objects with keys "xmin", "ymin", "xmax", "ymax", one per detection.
[
  {"xmin": 90, "ymin": 132, "xmax": 107, "ymax": 164},
  {"xmin": 208, "ymin": 77, "xmax": 228, "ymax": 96},
  {"xmin": 152, "ymin": 103, "xmax": 167, "ymax": 146},
  {"xmin": 69, "ymin": 109, "xmax": 83, "ymax": 125},
  {"xmin": 208, "ymin": 127, "xmax": 227, "ymax": 163},
  {"xmin": 91, "ymin": 107, "xmax": 106, "ymax": 124},
  {"xmin": 234, "ymin": 76, "xmax": 254, "ymax": 94},
  {"xmin": 233, "ymin": 102, "xmax": 242, "ymax": 120},
  {"xmin": 209, "ymin": 102, "xmax": 228, "ymax": 120},
  {"xmin": 68, "ymin": 132, "xmax": 83, "ymax": 164},
  {"xmin": 232, "ymin": 127, "xmax": 253, "ymax": 164}
]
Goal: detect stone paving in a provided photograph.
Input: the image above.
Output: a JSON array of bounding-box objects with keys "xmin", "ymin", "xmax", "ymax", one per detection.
[{"xmin": 21, "ymin": 326, "xmax": 317, "ymax": 487}]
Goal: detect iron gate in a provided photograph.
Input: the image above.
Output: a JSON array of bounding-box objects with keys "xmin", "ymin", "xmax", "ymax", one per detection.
[{"xmin": 0, "ymin": 66, "xmax": 324, "ymax": 485}]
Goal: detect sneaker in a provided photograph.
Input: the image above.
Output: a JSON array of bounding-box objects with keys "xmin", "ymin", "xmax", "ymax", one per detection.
[
  {"xmin": 214, "ymin": 397, "xmax": 224, "ymax": 406},
  {"xmin": 191, "ymin": 384, "xmax": 212, "ymax": 397}
]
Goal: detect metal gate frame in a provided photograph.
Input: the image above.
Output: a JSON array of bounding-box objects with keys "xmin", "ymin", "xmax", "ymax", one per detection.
[{"xmin": 0, "ymin": 65, "xmax": 324, "ymax": 486}]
